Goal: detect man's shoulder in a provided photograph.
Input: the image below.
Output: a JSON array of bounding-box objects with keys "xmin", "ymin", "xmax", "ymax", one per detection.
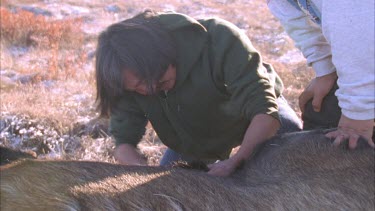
[
  {"xmin": 198, "ymin": 17, "xmax": 239, "ymax": 32},
  {"xmin": 197, "ymin": 17, "xmax": 245, "ymax": 43}
]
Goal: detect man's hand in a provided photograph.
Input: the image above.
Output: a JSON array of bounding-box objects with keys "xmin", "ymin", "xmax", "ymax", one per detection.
[
  {"xmin": 299, "ymin": 72, "xmax": 337, "ymax": 113},
  {"xmin": 326, "ymin": 115, "xmax": 374, "ymax": 149},
  {"xmin": 207, "ymin": 157, "xmax": 242, "ymax": 177},
  {"xmin": 207, "ymin": 114, "xmax": 280, "ymax": 177},
  {"xmin": 114, "ymin": 144, "xmax": 147, "ymax": 166}
]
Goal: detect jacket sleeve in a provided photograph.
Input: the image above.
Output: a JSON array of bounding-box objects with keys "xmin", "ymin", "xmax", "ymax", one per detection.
[
  {"xmin": 321, "ymin": 1, "xmax": 374, "ymax": 120},
  {"xmin": 109, "ymin": 93, "xmax": 148, "ymax": 146},
  {"xmin": 267, "ymin": 0, "xmax": 336, "ymax": 77},
  {"xmin": 206, "ymin": 18, "xmax": 280, "ymax": 122}
]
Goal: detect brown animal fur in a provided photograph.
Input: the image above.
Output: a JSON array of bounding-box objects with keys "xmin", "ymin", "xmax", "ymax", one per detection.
[
  {"xmin": 0, "ymin": 146, "xmax": 36, "ymax": 165},
  {"xmin": 1, "ymin": 130, "xmax": 374, "ymax": 210}
]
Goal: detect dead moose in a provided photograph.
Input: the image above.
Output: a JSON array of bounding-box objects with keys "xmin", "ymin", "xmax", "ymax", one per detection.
[{"xmin": 1, "ymin": 130, "xmax": 374, "ymax": 211}]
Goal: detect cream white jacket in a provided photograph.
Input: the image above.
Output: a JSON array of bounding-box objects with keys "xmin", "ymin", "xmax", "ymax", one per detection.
[{"xmin": 268, "ymin": 0, "xmax": 374, "ymax": 120}]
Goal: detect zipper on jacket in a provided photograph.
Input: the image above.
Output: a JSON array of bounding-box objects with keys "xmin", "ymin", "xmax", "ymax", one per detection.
[
  {"xmin": 160, "ymin": 90, "xmax": 181, "ymax": 112},
  {"xmin": 160, "ymin": 90, "xmax": 169, "ymax": 110}
]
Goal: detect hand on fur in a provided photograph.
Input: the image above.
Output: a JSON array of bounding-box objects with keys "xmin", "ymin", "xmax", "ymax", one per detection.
[
  {"xmin": 326, "ymin": 114, "xmax": 374, "ymax": 149},
  {"xmin": 207, "ymin": 157, "xmax": 240, "ymax": 177},
  {"xmin": 114, "ymin": 144, "xmax": 147, "ymax": 166}
]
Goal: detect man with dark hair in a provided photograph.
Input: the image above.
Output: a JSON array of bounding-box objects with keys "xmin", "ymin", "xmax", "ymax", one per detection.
[{"xmin": 95, "ymin": 10, "xmax": 302, "ymax": 177}]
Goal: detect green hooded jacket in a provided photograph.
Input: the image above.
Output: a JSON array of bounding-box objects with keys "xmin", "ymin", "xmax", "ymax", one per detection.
[{"xmin": 109, "ymin": 12, "xmax": 284, "ymax": 160}]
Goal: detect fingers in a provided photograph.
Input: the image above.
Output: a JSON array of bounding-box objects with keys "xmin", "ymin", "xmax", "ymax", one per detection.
[
  {"xmin": 367, "ymin": 139, "xmax": 375, "ymax": 148},
  {"xmin": 311, "ymin": 92, "xmax": 324, "ymax": 112},
  {"xmin": 299, "ymin": 88, "xmax": 324, "ymax": 113},
  {"xmin": 348, "ymin": 134, "xmax": 359, "ymax": 150},
  {"xmin": 207, "ymin": 160, "xmax": 236, "ymax": 177},
  {"xmin": 298, "ymin": 90, "xmax": 313, "ymax": 113},
  {"xmin": 327, "ymin": 132, "xmax": 347, "ymax": 147},
  {"xmin": 207, "ymin": 163, "xmax": 229, "ymax": 177},
  {"xmin": 207, "ymin": 163, "xmax": 213, "ymax": 170},
  {"xmin": 325, "ymin": 128, "xmax": 374, "ymax": 149},
  {"xmin": 325, "ymin": 130, "xmax": 339, "ymax": 139},
  {"xmin": 328, "ymin": 132, "xmax": 355, "ymax": 149},
  {"xmin": 300, "ymin": 75, "xmax": 336, "ymax": 113}
]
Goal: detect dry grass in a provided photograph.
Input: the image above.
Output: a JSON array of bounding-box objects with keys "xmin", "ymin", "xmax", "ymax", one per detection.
[
  {"xmin": 0, "ymin": 7, "xmax": 86, "ymax": 80},
  {"xmin": 0, "ymin": 8, "xmax": 83, "ymax": 48},
  {"xmin": 0, "ymin": 0, "xmax": 314, "ymax": 165}
]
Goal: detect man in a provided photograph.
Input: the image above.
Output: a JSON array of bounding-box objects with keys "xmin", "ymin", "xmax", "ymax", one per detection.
[{"xmin": 95, "ymin": 10, "xmax": 301, "ymax": 177}]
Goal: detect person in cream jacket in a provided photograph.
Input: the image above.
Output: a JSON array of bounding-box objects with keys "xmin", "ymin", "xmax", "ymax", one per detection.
[{"xmin": 268, "ymin": 0, "xmax": 374, "ymax": 149}]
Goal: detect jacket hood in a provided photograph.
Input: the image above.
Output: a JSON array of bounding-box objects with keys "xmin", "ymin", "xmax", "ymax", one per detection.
[{"xmin": 157, "ymin": 12, "xmax": 208, "ymax": 89}]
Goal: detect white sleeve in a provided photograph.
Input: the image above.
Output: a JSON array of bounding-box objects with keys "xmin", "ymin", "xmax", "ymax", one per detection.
[
  {"xmin": 322, "ymin": 1, "xmax": 375, "ymax": 120},
  {"xmin": 267, "ymin": 0, "xmax": 336, "ymax": 77}
]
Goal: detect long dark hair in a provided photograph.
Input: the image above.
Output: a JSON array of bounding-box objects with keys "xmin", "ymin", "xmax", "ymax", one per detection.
[{"xmin": 95, "ymin": 9, "xmax": 176, "ymax": 117}]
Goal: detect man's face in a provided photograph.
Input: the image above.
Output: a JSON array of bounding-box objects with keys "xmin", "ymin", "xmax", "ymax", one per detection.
[{"xmin": 123, "ymin": 64, "xmax": 176, "ymax": 95}]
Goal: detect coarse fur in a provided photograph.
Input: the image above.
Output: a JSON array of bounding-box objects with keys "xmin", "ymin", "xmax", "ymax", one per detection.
[
  {"xmin": 0, "ymin": 146, "xmax": 36, "ymax": 165},
  {"xmin": 1, "ymin": 130, "xmax": 374, "ymax": 210}
]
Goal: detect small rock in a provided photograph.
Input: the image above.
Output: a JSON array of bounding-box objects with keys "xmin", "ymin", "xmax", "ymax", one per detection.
[
  {"xmin": 0, "ymin": 69, "xmax": 18, "ymax": 78},
  {"xmin": 15, "ymin": 72, "xmax": 39, "ymax": 84},
  {"xmin": 105, "ymin": 5, "xmax": 121, "ymax": 13},
  {"xmin": 9, "ymin": 46, "xmax": 29, "ymax": 57},
  {"xmin": 20, "ymin": 6, "xmax": 53, "ymax": 17},
  {"xmin": 69, "ymin": 6, "xmax": 90, "ymax": 15},
  {"xmin": 42, "ymin": 80, "xmax": 55, "ymax": 88},
  {"xmin": 87, "ymin": 50, "xmax": 96, "ymax": 60},
  {"xmin": 127, "ymin": 7, "xmax": 135, "ymax": 14},
  {"xmin": 0, "ymin": 70, "xmax": 39, "ymax": 87},
  {"xmin": 0, "ymin": 77, "xmax": 17, "ymax": 90}
]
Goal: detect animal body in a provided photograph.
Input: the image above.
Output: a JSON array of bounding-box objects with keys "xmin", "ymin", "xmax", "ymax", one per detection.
[
  {"xmin": 0, "ymin": 146, "xmax": 36, "ymax": 165},
  {"xmin": 1, "ymin": 130, "xmax": 374, "ymax": 210}
]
